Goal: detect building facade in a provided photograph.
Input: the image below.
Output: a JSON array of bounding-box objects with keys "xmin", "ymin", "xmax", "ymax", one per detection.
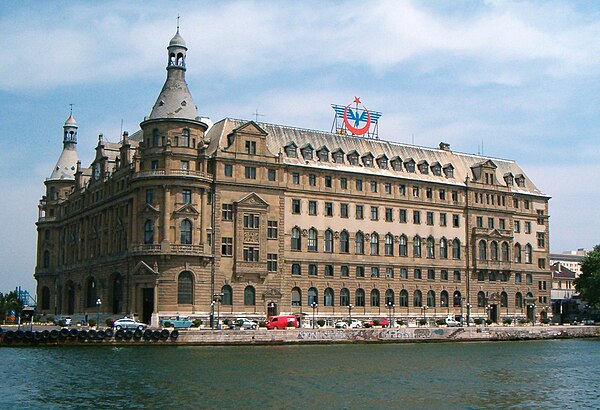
[{"xmin": 35, "ymin": 30, "xmax": 551, "ymax": 326}]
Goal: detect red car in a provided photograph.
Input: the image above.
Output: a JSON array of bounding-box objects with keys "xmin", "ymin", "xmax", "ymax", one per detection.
[{"xmin": 363, "ymin": 319, "xmax": 390, "ymax": 328}]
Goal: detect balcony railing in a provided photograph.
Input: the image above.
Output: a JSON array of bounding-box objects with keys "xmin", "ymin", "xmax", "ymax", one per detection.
[
  {"xmin": 129, "ymin": 243, "xmax": 209, "ymax": 256},
  {"xmin": 132, "ymin": 169, "xmax": 208, "ymax": 180}
]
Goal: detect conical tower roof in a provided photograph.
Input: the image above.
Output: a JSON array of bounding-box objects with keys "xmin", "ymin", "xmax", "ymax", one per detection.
[{"xmin": 49, "ymin": 114, "xmax": 79, "ymax": 180}]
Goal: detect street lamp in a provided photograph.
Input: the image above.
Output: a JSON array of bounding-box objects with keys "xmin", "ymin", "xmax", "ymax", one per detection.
[
  {"xmin": 310, "ymin": 302, "xmax": 318, "ymax": 329},
  {"xmin": 213, "ymin": 293, "xmax": 224, "ymax": 330},
  {"xmin": 96, "ymin": 298, "xmax": 102, "ymax": 329},
  {"xmin": 348, "ymin": 304, "xmax": 354, "ymax": 324},
  {"xmin": 421, "ymin": 306, "xmax": 428, "ymax": 326},
  {"xmin": 386, "ymin": 302, "xmax": 395, "ymax": 328},
  {"xmin": 466, "ymin": 303, "xmax": 472, "ymax": 327}
]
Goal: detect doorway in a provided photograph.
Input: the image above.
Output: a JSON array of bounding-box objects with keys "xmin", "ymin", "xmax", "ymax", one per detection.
[
  {"xmin": 489, "ymin": 304, "xmax": 499, "ymax": 323},
  {"xmin": 142, "ymin": 288, "xmax": 154, "ymax": 324},
  {"xmin": 267, "ymin": 302, "xmax": 278, "ymax": 317}
]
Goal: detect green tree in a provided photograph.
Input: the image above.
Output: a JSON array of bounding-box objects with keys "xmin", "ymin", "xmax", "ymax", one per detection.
[
  {"xmin": 574, "ymin": 245, "xmax": 600, "ymax": 309},
  {"xmin": 0, "ymin": 291, "xmax": 24, "ymax": 324}
]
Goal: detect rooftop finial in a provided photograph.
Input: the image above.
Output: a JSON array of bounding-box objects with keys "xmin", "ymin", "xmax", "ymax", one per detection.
[
  {"xmin": 177, "ymin": 14, "xmax": 180, "ymax": 31},
  {"xmin": 69, "ymin": 103, "xmax": 73, "ymax": 115}
]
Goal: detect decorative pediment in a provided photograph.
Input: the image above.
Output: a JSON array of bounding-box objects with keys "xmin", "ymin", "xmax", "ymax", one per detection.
[
  {"xmin": 141, "ymin": 204, "xmax": 160, "ymax": 215},
  {"xmin": 262, "ymin": 288, "xmax": 283, "ymax": 300},
  {"xmin": 233, "ymin": 120, "xmax": 268, "ymax": 136},
  {"xmin": 132, "ymin": 261, "xmax": 159, "ymax": 276},
  {"xmin": 235, "ymin": 192, "xmax": 269, "ymax": 208},
  {"xmin": 173, "ymin": 204, "xmax": 200, "ymax": 216}
]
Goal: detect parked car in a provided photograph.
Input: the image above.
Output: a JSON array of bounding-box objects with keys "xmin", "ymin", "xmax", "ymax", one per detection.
[
  {"xmin": 160, "ymin": 316, "xmax": 193, "ymax": 329},
  {"xmin": 335, "ymin": 321, "xmax": 348, "ymax": 329},
  {"xmin": 113, "ymin": 317, "xmax": 146, "ymax": 331},
  {"xmin": 229, "ymin": 318, "xmax": 258, "ymax": 330},
  {"xmin": 363, "ymin": 319, "xmax": 390, "ymax": 328},
  {"xmin": 582, "ymin": 319, "xmax": 595, "ymax": 325},
  {"xmin": 266, "ymin": 315, "xmax": 298, "ymax": 330},
  {"xmin": 445, "ymin": 316, "xmax": 462, "ymax": 327},
  {"xmin": 53, "ymin": 316, "xmax": 72, "ymax": 326}
]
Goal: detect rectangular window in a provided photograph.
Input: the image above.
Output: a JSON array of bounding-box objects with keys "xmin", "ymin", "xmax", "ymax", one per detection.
[
  {"xmin": 440, "ymin": 213, "xmax": 447, "ymax": 226},
  {"xmin": 400, "ymin": 268, "xmax": 408, "ymax": 279},
  {"xmin": 537, "ymin": 210, "xmax": 545, "ymax": 225},
  {"xmin": 453, "ymin": 271, "xmax": 461, "ymax": 281},
  {"xmin": 221, "ymin": 204, "xmax": 233, "ymax": 220},
  {"xmin": 413, "ymin": 210, "xmax": 421, "ymax": 224},
  {"xmin": 151, "ymin": 160, "xmax": 159, "ymax": 170},
  {"xmin": 413, "ymin": 186, "xmax": 420, "ymax": 197},
  {"xmin": 452, "ymin": 190, "xmax": 458, "ymax": 202},
  {"xmin": 399, "ymin": 184, "xmax": 406, "ymax": 196},
  {"xmin": 243, "ymin": 246, "xmax": 259, "ymax": 262},
  {"xmin": 224, "ymin": 164, "xmax": 233, "ymax": 177},
  {"xmin": 426, "ymin": 187, "xmax": 433, "ymax": 199},
  {"xmin": 145, "ymin": 188, "xmax": 153, "ymax": 204},
  {"xmin": 441, "ymin": 270, "xmax": 448, "ymax": 281},
  {"xmin": 524, "ymin": 199, "xmax": 530, "ymax": 210},
  {"xmin": 221, "ymin": 237, "xmax": 233, "ymax": 256},
  {"xmin": 384, "ymin": 183, "xmax": 392, "ymax": 194},
  {"xmin": 499, "ymin": 218, "xmax": 506, "ymax": 230},
  {"xmin": 180, "ymin": 160, "xmax": 189, "ymax": 171},
  {"xmin": 526, "ymin": 274, "xmax": 533, "ymax": 284},
  {"xmin": 308, "ymin": 201, "xmax": 317, "ymax": 216},
  {"xmin": 428, "ymin": 269, "xmax": 435, "ymax": 280},
  {"xmin": 356, "ymin": 205, "xmax": 364, "ymax": 219},
  {"xmin": 439, "ymin": 189, "xmax": 446, "ymax": 200},
  {"xmin": 292, "ymin": 199, "xmax": 301, "ymax": 214},
  {"xmin": 268, "ymin": 169, "xmax": 276, "ymax": 181},
  {"xmin": 267, "ymin": 221, "xmax": 278, "ymax": 239},
  {"xmin": 399, "ymin": 209, "xmax": 407, "ymax": 223},
  {"xmin": 538, "ymin": 258, "xmax": 546, "ymax": 269},
  {"xmin": 325, "ymin": 175, "xmax": 332, "ymax": 188},
  {"xmin": 488, "ymin": 217, "xmax": 494, "ymax": 229},
  {"xmin": 182, "ymin": 189, "xmax": 192, "ymax": 204},
  {"xmin": 309, "ymin": 174, "xmax": 316, "ymax": 186},
  {"xmin": 243, "ymin": 214, "xmax": 260, "ymax": 229},
  {"xmin": 514, "ymin": 221, "xmax": 521, "ymax": 233},
  {"xmin": 267, "ymin": 254, "xmax": 278, "ymax": 272},
  {"xmin": 537, "ymin": 232, "xmax": 545, "ymax": 248},
  {"xmin": 292, "ymin": 172, "xmax": 300, "ymax": 184},
  {"xmin": 324, "ymin": 265, "xmax": 334, "ymax": 277},
  {"xmin": 309, "ymin": 264, "xmax": 317, "ymax": 276},
  {"xmin": 371, "ymin": 206, "xmax": 379, "ymax": 221},
  {"xmin": 426, "ymin": 212, "xmax": 434, "ymax": 225},
  {"xmin": 386, "ymin": 267, "xmax": 394, "ymax": 278},
  {"xmin": 340, "ymin": 177, "xmax": 348, "ymax": 189},
  {"xmin": 370, "ymin": 181, "xmax": 378, "ymax": 193},
  {"xmin": 371, "ymin": 267, "xmax": 380, "ymax": 278},
  {"xmin": 525, "ymin": 222, "xmax": 531, "ymax": 234},
  {"xmin": 414, "ymin": 269, "xmax": 422, "ymax": 279},
  {"xmin": 244, "ymin": 166, "xmax": 256, "ymax": 179},
  {"xmin": 478, "ymin": 271, "xmax": 484, "ymax": 281},
  {"xmin": 356, "ymin": 266, "xmax": 365, "ymax": 278},
  {"xmin": 325, "ymin": 202, "xmax": 333, "ymax": 217},
  {"xmin": 356, "ymin": 179, "xmax": 363, "ymax": 191},
  {"xmin": 245, "ymin": 140, "xmax": 256, "ymax": 155},
  {"xmin": 476, "ymin": 216, "xmax": 483, "ymax": 228},
  {"xmin": 340, "ymin": 203, "xmax": 349, "ymax": 218},
  {"xmin": 453, "ymin": 214, "xmax": 460, "ymax": 227},
  {"xmin": 385, "ymin": 208, "xmax": 393, "ymax": 222},
  {"xmin": 341, "ymin": 265, "xmax": 349, "ymax": 277}
]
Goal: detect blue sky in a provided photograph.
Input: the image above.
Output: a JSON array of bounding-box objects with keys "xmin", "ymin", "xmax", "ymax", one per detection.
[{"xmin": 1, "ymin": 0, "xmax": 599, "ymax": 293}]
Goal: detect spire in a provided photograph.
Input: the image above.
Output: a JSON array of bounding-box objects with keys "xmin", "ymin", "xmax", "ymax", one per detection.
[
  {"xmin": 49, "ymin": 112, "xmax": 79, "ymax": 180},
  {"xmin": 148, "ymin": 24, "xmax": 198, "ymax": 121}
]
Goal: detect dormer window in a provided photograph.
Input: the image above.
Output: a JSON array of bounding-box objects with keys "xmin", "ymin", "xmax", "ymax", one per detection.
[
  {"xmin": 377, "ymin": 155, "xmax": 388, "ymax": 169},
  {"xmin": 404, "ymin": 158, "xmax": 415, "ymax": 173},
  {"xmin": 285, "ymin": 143, "xmax": 298, "ymax": 158},
  {"xmin": 515, "ymin": 174, "xmax": 526, "ymax": 188},
  {"xmin": 332, "ymin": 149, "xmax": 344, "ymax": 163},
  {"xmin": 431, "ymin": 162, "xmax": 442, "ymax": 176},
  {"xmin": 391, "ymin": 157, "xmax": 402, "ymax": 171},
  {"xmin": 443, "ymin": 164, "xmax": 454, "ymax": 178},
  {"xmin": 504, "ymin": 173, "xmax": 514, "ymax": 186},
  {"xmin": 418, "ymin": 160, "xmax": 429, "ymax": 174},
  {"xmin": 301, "ymin": 145, "xmax": 314, "ymax": 160},
  {"xmin": 347, "ymin": 151, "xmax": 359, "ymax": 165},
  {"xmin": 317, "ymin": 146, "xmax": 329, "ymax": 162},
  {"xmin": 362, "ymin": 153, "xmax": 374, "ymax": 167}
]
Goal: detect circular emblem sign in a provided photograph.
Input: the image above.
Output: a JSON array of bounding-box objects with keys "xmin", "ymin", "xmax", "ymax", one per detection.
[{"xmin": 343, "ymin": 97, "xmax": 371, "ymax": 135}]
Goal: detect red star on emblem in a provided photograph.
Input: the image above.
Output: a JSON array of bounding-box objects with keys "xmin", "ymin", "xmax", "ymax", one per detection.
[{"xmin": 353, "ymin": 96, "xmax": 361, "ymax": 105}]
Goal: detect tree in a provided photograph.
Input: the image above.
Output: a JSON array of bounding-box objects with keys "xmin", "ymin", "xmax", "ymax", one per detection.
[
  {"xmin": 0, "ymin": 291, "xmax": 24, "ymax": 324},
  {"xmin": 574, "ymin": 245, "xmax": 600, "ymax": 309}
]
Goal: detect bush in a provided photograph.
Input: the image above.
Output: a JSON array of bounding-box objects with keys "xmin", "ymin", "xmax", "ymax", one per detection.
[
  {"xmin": 485, "ymin": 319, "xmax": 493, "ymax": 325},
  {"xmin": 317, "ymin": 319, "xmax": 325, "ymax": 327},
  {"xmin": 58, "ymin": 319, "xmax": 66, "ymax": 327},
  {"xmin": 192, "ymin": 319, "xmax": 202, "ymax": 328},
  {"xmin": 396, "ymin": 320, "xmax": 405, "ymax": 326},
  {"xmin": 436, "ymin": 318, "xmax": 446, "ymax": 326},
  {"xmin": 419, "ymin": 318, "xmax": 427, "ymax": 326},
  {"xmin": 373, "ymin": 319, "xmax": 380, "ymax": 326},
  {"xmin": 223, "ymin": 318, "xmax": 230, "ymax": 326},
  {"xmin": 87, "ymin": 319, "xmax": 96, "ymax": 327},
  {"xmin": 519, "ymin": 318, "xmax": 530, "ymax": 325},
  {"xmin": 503, "ymin": 318, "xmax": 513, "ymax": 325},
  {"xmin": 563, "ymin": 317, "xmax": 572, "ymax": 324},
  {"xmin": 106, "ymin": 318, "xmax": 115, "ymax": 327},
  {"xmin": 540, "ymin": 318, "xmax": 550, "ymax": 325},
  {"xmin": 258, "ymin": 321, "xmax": 267, "ymax": 328},
  {"xmin": 163, "ymin": 321, "xmax": 173, "ymax": 328},
  {"xmin": 47, "ymin": 316, "xmax": 55, "ymax": 324},
  {"xmin": 474, "ymin": 318, "xmax": 484, "ymax": 325}
]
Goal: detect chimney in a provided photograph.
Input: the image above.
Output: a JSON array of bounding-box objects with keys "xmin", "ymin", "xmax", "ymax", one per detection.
[{"xmin": 439, "ymin": 142, "xmax": 450, "ymax": 151}]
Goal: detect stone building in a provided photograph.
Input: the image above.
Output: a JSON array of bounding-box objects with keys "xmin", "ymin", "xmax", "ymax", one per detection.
[{"xmin": 35, "ymin": 29, "xmax": 551, "ymax": 326}]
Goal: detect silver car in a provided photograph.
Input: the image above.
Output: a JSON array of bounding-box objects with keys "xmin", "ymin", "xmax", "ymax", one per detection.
[
  {"xmin": 113, "ymin": 317, "xmax": 146, "ymax": 331},
  {"xmin": 230, "ymin": 318, "xmax": 257, "ymax": 330}
]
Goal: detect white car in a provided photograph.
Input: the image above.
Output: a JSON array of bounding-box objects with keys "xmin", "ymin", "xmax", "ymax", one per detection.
[
  {"xmin": 445, "ymin": 317, "xmax": 462, "ymax": 327},
  {"xmin": 229, "ymin": 318, "xmax": 257, "ymax": 330},
  {"xmin": 335, "ymin": 320, "xmax": 362, "ymax": 329},
  {"xmin": 113, "ymin": 317, "xmax": 146, "ymax": 331}
]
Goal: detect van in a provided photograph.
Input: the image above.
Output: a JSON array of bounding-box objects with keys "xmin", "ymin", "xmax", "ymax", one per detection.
[{"xmin": 266, "ymin": 315, "xmax": 299, "ymax": 330}]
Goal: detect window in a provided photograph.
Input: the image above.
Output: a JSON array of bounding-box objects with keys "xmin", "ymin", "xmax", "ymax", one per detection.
[
  {"xmin": 427, "ymin": 290, "xmax": 436, "ymax": 307},
  {"xmin": 385, "ymin": 183, "xmax": 392, "ymax": 194},
  {"xmin": 489, "ymin": 271, "xmax": 497, "ymax": 281},
  {"xmin": 245, "ymin": 140, "xmax": 256, "ymax": 155},
  {"xmin": 243, "ymin": 214, "xmax": 260, "ymax": 229},
  {"xmin": 356, "ymin": 205, "xmax": 364, "ymax": 219},
  {"xmin": 413, "ymin": 186, "xmax": 420, "ymax": 197},
  {"xmin": 318, "ymin": 150, "xmax": 329, "ymax": 162},
  {"xmin": 452, "ymin": 190, "xmax": 458, "ymax": 202},
  {"xmin": 291, "ymin": 287, "xmax": 301, "ymax": 306},
  {"xmin": 399, "ymin": 184, "xmax": 406, "ymax": 196},
  {"xmin": 224, "ymin": 164, "xmax": 233, "ymax": 177},
  {"xmin": 371, "ymin": 289, "xmax": 380, "ymax": 306},
  {"xmin": 426, "ymin": 237, "xmax": 435, "ymax": 258},
  {"xmin": 309, "ymin": 174, "xmax": 316, "ymax": 186},
  {"xmin": 413, "ymin": 211, "xmax": 421, "ymax": 224},
  {"xmin": 341, "ymin": 266, "xmax": 349, "ymax": 277},
  {"xmin": 491, "ymin": 241, "xmax": 499, "ymax": 260},
  {"xmin": 439, "ymin": 189, "xmax": 446, "ymax": 200},
  {"xmin": 537, "ymin": 210, "xmax": 545, "ymax": 225},
  {"xmin": 413, "ymin": 290, "xmax": 422, "ymax": 307},
  {"xmin": 479, "ymin": 240, "xmax": 487, "ymax": 260},
  {"xmin": 308, "ymin": 264, "xmax": 317, "ymax": 276},
  {"xmin": 537, "ymin": 232, "xmax": 545, "ymax": 248},
  {"xmin": 151, "ymin": 160, "xmax": 159, "ymax": 170},
  {"xmin": 340, "ymin": 177, "xmax": 348, "ymax": 189},
  {"xmin": 324, "ymin": 288, "xmax": 334, "ymax": 306},
  {"xmin": 340, "ymin": 230, "xmax": 349, "ymax": 253},
  {"xmin": 308, "ymin": 200, "xmax": 317, "ymax": 215},
  {"xmin": 180, "ymin": 160, "xmax": 189, "ymax": 171},
  {"xmin": 291, "ymin": 227, "xmax": 301, "ymax": 251},
  {"xmin": 452, "ymin": 239, "xmax": 461, "ymax": 259},
  {"xmin": 526, "ymin": 273, "xmax": 533, "ymax": 284},
  {"xmin": 355, "ymin": 232, "xmax": 364, "ymax": 254},
  {"xmin": 400, "ymin": 268, "xmax": 408, "ymax": 279},
  {"xmin": 324, "ymin": 229, "xmax": 334, "ymax": 253},
  {"xmin": 221, "ymin": 285, "xmax": 232, "ymax": 305},
  {"xmin": 325, "ymin": 265, "xmax": 334, "ymax": 277},
  {"xmin": 426, "ymin": 188, "xmax": 433, "ymax": 199},
  {"xmin": 477, "ymin": 291, "xmax": 486, "ymax": 307},
  {"xmin": 292, "ymin": 172, "xmax": 300, "ymax": 184},
  {"xmin": 440, "ymin": 238, "xmax": 448, "ymax": 259},
  {"xmin": 399, "ymin": 209, "xmax": 407, "ymax": 223},
  {"xmin": 152, "ymin": 129, "xmax": 159, "ymax": 146},
  {"xmin": 413, "ymin": 236, "xmax": 422, "ymax": 257},
  {"xmin": 371, "ymin": 267, "xmax": 380, "ymax": 278},
  {"xmin": 325, "ymin": 175, "xmax": 332, "ymax": 188},
  {"xmin": 182, "ymin": 189, "xmax": 192, "ymax": 204},
  {"xmin": 385, "ymin": 208, "xmax": 393, "ymax": 222},
  {"xmin": 340, "ymin": 288, "xmax": 350, "ymax": 306},
  {"xmin": 440, "ymin": 213, "xmax": 447, "ymax": 226},
  {"xmin": 514, "ymin": 221, "xmax": 521, "ymax": 233},
  {"xmin": 538, "ymin": 258, "xmax": 546, "ymax": 269},
  {"xmin": 427, "ymin": 212, "xmax": 434, "ymax": 225},
  {"xmin": 302, "ymin": 148, "xmax": 313, "ymax": 160},
  {"xmin": 515, "ymin": 292, "xmax": 523, "ymax": 308},
  {"xmin": 180, "ymin": 219, "xmax": 192, "ymax": 244},
  {"xmin": 243, "ymin": 246, "xmax": 259, "ymax": 262},
  {"xmin": 356, "ymin": 266, "xmax": 365, "ymax": 278},
  {"xmin": 385, "ymin": 234, "xmax": 394, "ymax": 256},
  {"xmin": 181, "ymin": 129, "xmax": 190, "ymax": 147},
  {"xmin": 386, "ymin": 267, "xmax": 394, "ymax": 278},
  {"xmin": 355, "ymin": 179, "xmax": 363, "ymax": 191},
  {"xmin": 340, "ymin": 203, "xmax": 349, "ymax": 218},
  {"xmin": 177, "ymin": 272, "xmax": 193, "ymax": 304},
  {"xmin": 488, "ymin": 217, "xmax": 494, "ymax": 229},
  {"xmin": 370, "ymin": 181, "xmax": 378, "ymax": 193},
  {"xmin": 525, "ymin": 244, "xmax": 532, "ymax": 264},
  {"xmin": 325, "ymin": 202, "xmax": 333, "ymax": 217},
  {"xmin": 371, "ymin": 206, "xmax": 379, "ymax": 221},
  {"xmin": 307, "ymin": 228, "xmax": 318, "ymax": 252},
  {"xmin": 356, "ymin": 289, "xmax": 365, "ymax": 307},
  {"xmin": 525, "ymin": 221, "xmax": 531, "ymax": 234},
  {"xmin": 292, "ymin": 264, "xmax": 301, "ymax": 275},
  {"xmin": 221, "ymin": 237, "xmax": 233, "ymax": 256},
  {"xmin": 514, "ymin": 243, "xmax": 522, "ymax": 263},
  {"xmin": 453, "ymin": 214, "xmax": 460, "ymax": 227},
  {"xmin": 399, "ymin": 235, "xmax": 408, "ymax": 256},
  {"xmin": 145, "ymin": 189, "xmax": 154, "ymax": 204},
  {"xmin": 222, "ymin": 204, "xmax": 233, "ymax": 220},
  {"xmin": 400, "ymin": 290, "xmax": 409, "ymax": 307},
  {"xmin": 453, "ymin": 270, "xmax": 461, "ymax": 281},
  {"xmin": 268, "ymin": 169, "xmax": 276, "ymax": 181},
  {"xmin": 144, "ymin": 220, "xmax": 154, "ymax": 244},
  {"xmin": 244, "ymin": 286, "xmax": 256, "ymax": 305},
  {"xmin": 476, "ymin": 216, "xmax": 483, "ymax": 228},
  {"xmin": 370, "ymin": 233, "xmax": 379, "ymax": 255},
  {"xmin": 515, "ymin": 272, "xmax": 522, "ymax": 283},
  {"xmin": 414, "ymin": 268, "xmax": 422, "ymax": 279},
  {"xmin": 428, "ymin": 269, "xmax": 435, "ymax": 280},
  {"xmin": 499, "ymin": 218, "xmax": 506, "ymax": 230},
  {"xmin": 244, "ymin": 166, "xmax": 256, "ymax": 179},
  {"xmin": 292, "ymin": 199, "xmax": 301, "ymax": 214},
  {"xmin": 267, "ymin": 221, "xmax": 278, "ymax": 239},
  {"xmin": 502, "ymin": 242, "xmax": 509, "ymax": 261}
]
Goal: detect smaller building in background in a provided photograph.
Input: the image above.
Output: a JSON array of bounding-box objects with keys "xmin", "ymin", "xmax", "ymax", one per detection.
[{"xmin": 549, "ymin": 249, "xmax": 589, "ymax": 323}]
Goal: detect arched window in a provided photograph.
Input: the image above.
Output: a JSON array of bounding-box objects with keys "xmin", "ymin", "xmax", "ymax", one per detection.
[
  {"xmin": 41, "ymin": 286, "xmax": 50, "ymax": 310},
  {"xmin": 440, "ymin": 238, "xmax": 448, "ymax": 259},
  {"xmin": 324, "ymin": 288, "xmax": 334, "ymax": 306},
  {"xmin": 355, "ymin": 232, "xmax": 364, "ymax": 254},
  {"xmin": 399, "ymin": 235, "xmax": 408, "ymax": 256},
  {"xmin": 244, "ymin": 286, "xmax": 255, "ymax": 305},
  {"xmin": 308, "ymin": 228, "xmax": 318, "ymax": 252},
  {"xmin": 515, "ymin": 292, "xmax": 523, "ymax": 308},
  {"xmin": 371, "ymin": 289, "xmax": 380, "ymax": 307},
  {"xmin": 413, "ymin": 236, "xmax": 422, "ymax": 258},
  {"xmin": 479, "ymin": 240, "xmax": 487, "ymax": 260},
  {"xmin": 291, "ymin": 227, "xmax": 301, "ymax": 251},
  {"xmin": 43, "ymin": 250, "xmax": 50, "ymax": 269},
  {"xmin": 291, "ymin": 287, "xmax": 301, "ymax": 306},
  {"xmin": 340, "ymin": 230, "xmax": 349, "ymax": 253},
  {"xmin": 502, "ymin": 242, "xmax": 510, "ymax": 261},
  {"xmin": 491, "ymin": 241, "xmax": 499, "ymax": 261},
  {"xmin": 385, "ymin": 234, "xmax": 394, "ymax": 256},
  {"xmin": 221, "ymin": 285, "xmax": 232, "ymax": 305},
  {"xmin": 340, "ymin": 288, "xmax": 350, "ymax": 306},
  {"xmin": 452, "ymin": 238, "xmax": 461, "ymax": 259},
  {"xmin": 385, "ymin": 289, "xmax": 395, "ymax": 306},
  {"xmin": 370, "ymin": 233, "xmax": 379, "ymax": 256},
  {"xmin": 525, "ymin": 244, "xmax": 532, "ymax": 264},
  {"xmin": 477, "ymin": 291, "xmax": 486, "ymax": 307},
  {"xmin": 501, "ymin": 291, "xmax": 508, "ymax": 308},
  {"xmin": 178, "ymin": 271, "xmax": 193, "ymax": 304},
  {"xmin": 144, "ymin": 220, "xmax": 154, "ymax": 244},
  {"xmin": 514, "ymin": 243, "xmax": 522, "ymax": 263},
  {"xmin": 427, "ymin": 236, "xmax": 435, "ymax": 258},
  {"xmin": 427, "ymin": 290, "xmax": 436, "ymax": 307},
  {"xmin": 399, "ymin": 290, "xmax": 409, "ymax": 307},
  {"xmin": 86, "ymin": 277, "xmax": 97, "ymax": 308},
  {"xmin": 453, "ymin": 291, "xmax": 462, "ymax": 307},
  {"xmin": 180, "ymin": 219, "xmax": 192, "ymax": 244},
  {"xmin": 308, "ymin": 287, "xmax": 318, "ymax": 305},
  {"xmin": 356, "ymin": 288, "xmax": 365, "ymax": 307},
  {"xmin": 324, "ymin": 229, "xmax": 334, "ymax": 253},
  {"xmin": 440, "ymin": 291, "xmax": 449, "ymax": 308},
  {"xmin": 413, "ymin": 290, "xmax": 422, "ymax": 307}
]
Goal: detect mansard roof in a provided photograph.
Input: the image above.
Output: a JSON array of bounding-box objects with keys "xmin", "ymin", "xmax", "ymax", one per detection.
[{"xmin": 205, "ymin": 118, "xmax": 546, "ymax": 195}]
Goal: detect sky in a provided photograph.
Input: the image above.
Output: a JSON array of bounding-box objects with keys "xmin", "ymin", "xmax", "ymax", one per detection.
[{"xmin": 1, "ymin": 0, "xmax": 599, "ymax": 294}]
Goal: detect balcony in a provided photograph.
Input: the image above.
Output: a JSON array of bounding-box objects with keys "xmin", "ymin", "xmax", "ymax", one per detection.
[
  {"xmin": 129, "ymin": 243, "xmax": 210, "ymax": 256},
  {"xmin": 132, "ymin": 169, "xmax": 209, "ymax": 181}
]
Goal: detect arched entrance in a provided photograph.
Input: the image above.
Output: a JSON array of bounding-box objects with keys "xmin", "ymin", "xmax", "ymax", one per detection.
[{"xmin": 267, "ymin": 301, "xmax": 278, "ymax": 317}]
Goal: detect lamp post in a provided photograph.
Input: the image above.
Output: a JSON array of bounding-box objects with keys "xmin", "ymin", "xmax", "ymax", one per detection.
[
  {"xmin": 466, "ymin": 303, "xmax": 472, "ymax": 327},
  {"xmin": 96, "ymin": 298, "xmax": 101, "ymax": 329},
  {"xmin": 213, "ymin": 293, "xmax": 224, "ymax": 330},
  {"xmin": 387, "ymin": 302, "xmax": 395, "ymax": 328},
  {"xmin": 311, "ymin": 302, "xmax": 318, "ymax": 329},
  {"xmin": 348, "ymin": 304, "xmax": 354, "ymax": 324},
  {"xmin": 421, "ymin": 306, "xmax": 428, "ymax": 326}
]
